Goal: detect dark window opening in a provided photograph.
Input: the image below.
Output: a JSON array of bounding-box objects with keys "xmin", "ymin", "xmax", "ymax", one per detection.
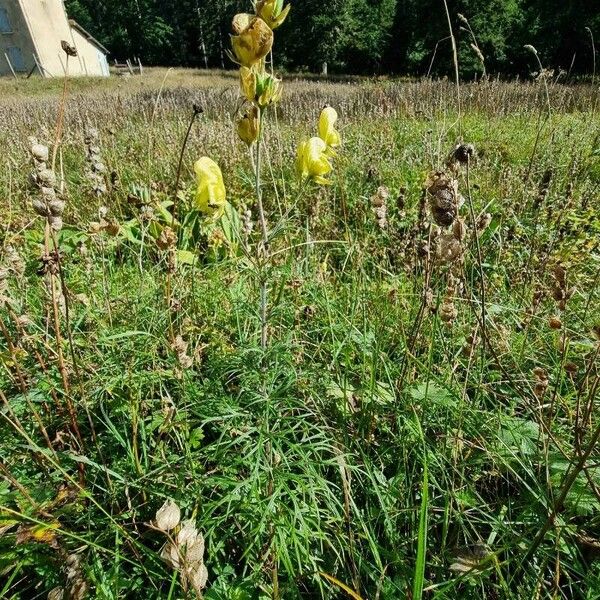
[{"xmin": 0, "ymin": 7, "xmax": 12, "ymax": 33}]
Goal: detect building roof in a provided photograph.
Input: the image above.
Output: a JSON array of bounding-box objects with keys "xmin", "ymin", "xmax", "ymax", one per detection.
[{"xmin": 68, "ymin": 19, "xmax": 109, "ymax": 55}]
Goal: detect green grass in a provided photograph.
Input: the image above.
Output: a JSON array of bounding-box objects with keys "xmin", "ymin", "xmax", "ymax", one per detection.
[{"xmin": 0, "ymin": 70, "xmax": 600, "ymax": 599}]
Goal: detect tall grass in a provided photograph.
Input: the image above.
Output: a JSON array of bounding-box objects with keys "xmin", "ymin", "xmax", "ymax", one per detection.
[{"xmin": 0, "ymin": 62, "xmax": 600, "ymax": 600}]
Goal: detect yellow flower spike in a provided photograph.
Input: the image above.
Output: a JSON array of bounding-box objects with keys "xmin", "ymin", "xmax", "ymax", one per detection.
[
  {"xmin": 231, "ymin": 14, "xmax": 273, "ymax": 67},
  {"xmin": 296, "ymin": 137, "xmax": 333, "ymax": 185},
  {"xmin": 255, "ymin": 0, "xmax": 291, "ymax": 29},
  {"xmin": 194, "ymin": 157, "xmax": 226, "ymax": 219},
  {"xmin": 318, "ymin": 105, "xmax": 341, "ymax": 151},
  {"xmin": 237, "ymin": 105, "xmax": 260, "ymax": 146}
]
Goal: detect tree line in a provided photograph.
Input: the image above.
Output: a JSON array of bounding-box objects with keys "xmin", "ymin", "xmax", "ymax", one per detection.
[{"xmin": 64, "ymin": 0, "xmax": 600, "ymax": 78}]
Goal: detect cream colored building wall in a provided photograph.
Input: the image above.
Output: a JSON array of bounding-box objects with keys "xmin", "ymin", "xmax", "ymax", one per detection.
[
  {"xmin": 18, "ymin": 0, "xmax": 87, "ymax": 77},
  {"xmin": 0, "ymin": 0, "xmax": 36, "ymax": 75},
  {"xmin": 69, "ymin": 26, "xmax": 108, "ymax": 76}
]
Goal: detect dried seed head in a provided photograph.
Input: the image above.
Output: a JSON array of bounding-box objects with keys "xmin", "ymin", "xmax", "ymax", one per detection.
[
  {"xmin": 37, "ymin": 169, "xmax": 57, "ymax": 187},
  {"xmin": 370, "ymin": 186, "xmax": 389, "ymax": 208},
  {"xmin": 61, "ymin": 40, "xmax": 78, "ymax": 57},
  {"xmin": 548, "ymin": 316, "xmax": 562, "ymax": 329},
  {"xmin": 48, "ymin": 199, "xmax": 66, "ymax": 217},
  {"xmin": 452, "ymin": 218, "xmax": 467, "ymax": 241},
  {"xmin": 476, "ymin": 213, "xmax": 492, "ymax": 232},
  {"xmin": 453, "ymin": 143, "xmax": 475, "ymax": 164},
  {"xmin": 188, "ymin": 562, "xmax": 209, "ymax": 594},
  {"xmin": 33, "ymin": 199, "xmax": 50, "ymax": 217},
  {"xmin": 49, "ymin": 216, "xmax": 63, "ymax": 231},
  {"xmin": 564, "ymin": 362, "xmax": 578, "ymax": 375},
  {"xmin": 157, "ymin": 227, "xmax": 177, "ymax": 251},
  {"xmin": 426, "ymin": 172, "xmax": 459, "ymax": 227},
  {"xmin": 31, "ymin": 144, "xmax": 49, "ymax": 163},
  {"xmin": 370, "ymin": 186, "xmax": 389, "ymax": 229},
  {"xmin": 47, "ymin": 587, "xmax": 64, "ymax": 600},
  {"xmin": 437, "ymin": 233, "xmax": 463, "ymax": 265}
]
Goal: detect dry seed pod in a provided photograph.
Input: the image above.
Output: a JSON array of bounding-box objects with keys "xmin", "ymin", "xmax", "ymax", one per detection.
[
  {"xmin": 33, "ymin": 199, "xmax": 50, "ymax": 217},
  {"xmin": 48, "ymin": 199, "xmax": 66, "ymax": 217},
  {"xmin": 437, "ymin": 233, "xmax": 463, "ymax": 265},
  {"xmin": 37, "ymin": 169, "xmax": 57, "ymax": 187},
  {"xmin": 188, "ymin": 562, "xmax": 209, "ymax": 594},
  {"xmin": 157, "ymin": 227, "xmax": 177, "ymax": 250},
  {"xmin": 477, "ymin": 213, "xmax": 492, "ymax": 232},
  {"xmin": 49, "ymin": 216, "xmax": 63, "ymax": 231},
  {"xmin": 47, "ymin": 587, "xmax": 64, "ymax": 600},
  {"xmin": 564, "ymin": 362, "xmax": 578, "ymax": 375},
  {"xmin": 548, "ymin": 316, "xmax": 562, "ymax": 329},
  {"xmin": 31, "ymin": 144, "xmax": 49, "ymax": 163},
  {"xmin": 370, "ymin": 186, "xmax": 389, "ymax": 229},
  {"xmin": 155, "ymin": 499, "xmax": 181, "ymax": 532},
  {"xmin": 452, "ymin": 218, "xmax": 467, "ymax": 241}
]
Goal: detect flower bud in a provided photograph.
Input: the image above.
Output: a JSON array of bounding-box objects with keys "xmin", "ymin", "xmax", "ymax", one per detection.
[
  {"xmin": 318, "ymin": 106, "xmax": 341, "ymax": 150},
  {"xmin": 255, "ymin": 0, "xmax": 291, "ymax": 29}
]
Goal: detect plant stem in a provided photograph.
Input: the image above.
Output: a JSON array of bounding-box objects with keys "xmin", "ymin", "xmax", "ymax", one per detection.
[
  {"xmin": 256, "ymin": 109, "xmax": 269, "ymax": 352},
  {"xmin": 442, "ymin": 0, "xmax": 462, "ymax": 137},
  {"xmin": 466, "ymin": 157, "xmax": 487, "ymax": 364}
]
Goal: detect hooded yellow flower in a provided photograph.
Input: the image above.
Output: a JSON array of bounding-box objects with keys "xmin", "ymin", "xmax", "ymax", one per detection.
[
  {"xmin": 237, "ymin": 105, "xmax": 260, "ymax": 146},
  {"xmin": 194, "ymin": 157, "xmax": 226, "ymax": 219},
  {"xmin": 296, "ymin": 137, "xmax": 333, "ymax": 185},
  {"xmin": 231, "ymin": 14, "xmax": 273, "ymax": 67},
  {"xmin": 255, "ymin": 0, "xmax": 291, "ymax": 30},
  {"xmin": 318, "ymin": 106, "xmax": 341, "ymax": 150},
  {"xmin": 240, "ymin": 67, "xmax": 282, "ymax": 108}
]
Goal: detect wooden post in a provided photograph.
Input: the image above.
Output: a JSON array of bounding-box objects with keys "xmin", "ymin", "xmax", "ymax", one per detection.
[
  {"xmin": 3, "ymin": 52, "xmax": 17, "ymax": 79},
  {"xmin": 137, "ymin": 57, "xmax": 143, "ymax": 75},
  {"xmin": 126, "ymin": 59, "xmax": 134, "ymax": 75},
  {"xmin": 32, "ymin": 54, "xmax": 51, "ymax": 78},
  {"xmin": 58, "ymin": 52, "xmax": 66, "ymax": 75}
]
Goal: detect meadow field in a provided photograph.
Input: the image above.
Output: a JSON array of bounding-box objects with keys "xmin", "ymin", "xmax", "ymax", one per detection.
[{"xmin": 1, "ymin": 64, "xmax": 600, "ymax": 600}]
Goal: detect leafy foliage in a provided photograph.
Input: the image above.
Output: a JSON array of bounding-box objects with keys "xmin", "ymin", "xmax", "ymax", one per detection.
[{"xmin": 65, "ymin": 0, "xmax": 600, "ymax": 76}]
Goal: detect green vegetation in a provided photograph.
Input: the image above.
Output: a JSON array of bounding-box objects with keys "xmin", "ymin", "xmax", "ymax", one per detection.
[
  {"xmin": 63, "ymin": 0, "xmax": 600, "ymax": 76},
  {"xmin": 1, "ymin": 17, "xmax": 600, "ymax": 599}
]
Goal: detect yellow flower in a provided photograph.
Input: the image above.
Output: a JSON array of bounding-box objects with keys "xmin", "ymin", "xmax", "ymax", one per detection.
[
  {"xmin": 240, "ymin": 66, "xmax": 258, "ymax": 102},
  {"xmin": 239, "ymin": 67, "xmax": 282, "ymax": 108},
  {"xmin": 255, "ymin": 0, "xmax": 291, "ymax": 29},
  {"xmin": 194, "ymin": 157, "xmax": 226, "ymax": 219},
  {"xmin": 237, "ymin": 105, "xmax": 260, "ymax": 146},
  {"xmin": 231, "ymin": 14, "xmax": 273, "ymax": 67},
  {"xmin": 318, "ymin": 106, "xmax": 341, "ymax": 150},
  {"xmin": 296, "ymin": 137, "xmax": 333, "ymax": 185}
]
